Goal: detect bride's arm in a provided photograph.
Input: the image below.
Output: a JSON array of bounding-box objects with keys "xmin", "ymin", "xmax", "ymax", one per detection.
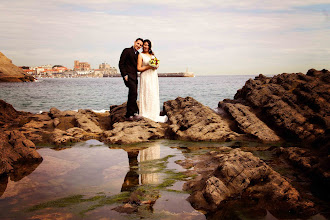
[{"xmin": 137, "ymin": 54, "xmax": 153, "ymax": 72}]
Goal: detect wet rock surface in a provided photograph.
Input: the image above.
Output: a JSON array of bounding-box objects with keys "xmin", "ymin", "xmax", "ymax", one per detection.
[
  {"xmin": 181, "ymin": 148, "xmax": 315, "ymax": 218},
  {"xmin": 277, "ymin": 146, "xmax": 330, "ymax": 200},
  {"xmin": 164, "ymin": 97, "xmax": 241, "ymax": 141}
]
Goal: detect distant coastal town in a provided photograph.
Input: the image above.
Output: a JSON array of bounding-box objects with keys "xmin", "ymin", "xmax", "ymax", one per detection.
[{"xmin": 19, "ymin": 60, "xmax": 194, "ymax": 78}]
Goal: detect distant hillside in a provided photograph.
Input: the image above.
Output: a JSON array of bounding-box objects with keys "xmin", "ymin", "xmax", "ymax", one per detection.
[{"xmin": 0, "ymin": 52, "xmax": 34, "ymax": 82}]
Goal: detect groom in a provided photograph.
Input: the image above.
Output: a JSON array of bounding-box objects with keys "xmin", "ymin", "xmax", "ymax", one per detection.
[{"xmin": 119, "ymin": 38, "xmax": 143, "ymax": 121}]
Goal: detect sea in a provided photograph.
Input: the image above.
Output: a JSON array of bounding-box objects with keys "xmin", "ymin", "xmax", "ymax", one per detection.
[{"xmin": 0, "ymin": 75, "xmax": 255, "ymax": 113}]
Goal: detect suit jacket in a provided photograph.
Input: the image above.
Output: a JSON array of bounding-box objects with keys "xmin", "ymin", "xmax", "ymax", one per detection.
[{"xmin": 119, "ymin": 46, "xmax": 139, "ymax": 84}]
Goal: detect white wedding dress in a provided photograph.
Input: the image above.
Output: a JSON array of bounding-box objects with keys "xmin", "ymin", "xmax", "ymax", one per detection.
[{"xmin": 139, "ymin": 53, "xmax": 168, "ymax": 123}]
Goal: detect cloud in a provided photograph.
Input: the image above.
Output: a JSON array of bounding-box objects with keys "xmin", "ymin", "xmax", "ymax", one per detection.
[{"xmin": 0, "ymin": 0, "xmax": 329, "ymax": 74}]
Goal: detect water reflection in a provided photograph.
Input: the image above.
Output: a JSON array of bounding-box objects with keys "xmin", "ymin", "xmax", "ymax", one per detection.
[
  {"xmin": 0, "ymin": 160, "xmax": 42, "ymax": 198},
  {"xmin": 121, "ymin": 150, "xmax": 139, "ymax": 192},
  {"xmin": 140, "ymin": 144, "xmax": 160, "ymax": 185},
  {"xmin": 120, "ymin": 143, "xmax": 161, "ymax": 192}
]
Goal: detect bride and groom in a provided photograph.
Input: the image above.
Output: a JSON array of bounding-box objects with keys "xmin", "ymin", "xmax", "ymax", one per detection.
[{"xmin": 119, "ymin": 38, "xmax": 167, "ymax": 123}]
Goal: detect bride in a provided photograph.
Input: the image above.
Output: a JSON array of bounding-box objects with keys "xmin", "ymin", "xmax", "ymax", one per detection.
[{"xmin": 137, "ymin": 39, "xmax": 167, "ymax": 123}]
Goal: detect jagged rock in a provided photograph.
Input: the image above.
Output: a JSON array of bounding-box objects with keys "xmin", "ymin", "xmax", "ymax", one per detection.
[
  {"xmin": 277, "ymin": 146, "xmax": 330, "ymax": 196},
  {"xmin": 109, "ymin": 102, "xmax": 128, "ymax": 127},
  {"xmin": 232, "ymin": 70, "xmax": 329, "ymax": 142},
  {"xmin": 0, "ymin": 52, "xmax": 34, "ymax": 82},
  {"xmin": 75, "ymin": 109, "xmax": 103, "ymax": 133},
  {"xmin": 183, "ymin": 149, "xmax": 314, "ymax": 217},
  {"xmin": 0, "ymin": 130, "xmax": 42, "ymax": 176},
  {"xmin": 50, "ymin": 127, "xmax": 102, "ymax": 146},
  {"xmin": 103, "ymin": 118, "xmax": 166, "ymax": 144},
  {"xmin": 18, "ymin": 108, "xmax": 108, "ymax": 145},
  {"xmin": 220, "ymin": 102, "xmax": 281, "ymax": 142},
  {"xmin": 49, "ymin": 107, "xmax": 76, "ymax": 118},
  {"xmin": 106, "ymin": 102, "xmax": 167, "ymax": 144},
  {"xmin": 164, "ymin": 97, "xmax": 240, "ymax": 141}
]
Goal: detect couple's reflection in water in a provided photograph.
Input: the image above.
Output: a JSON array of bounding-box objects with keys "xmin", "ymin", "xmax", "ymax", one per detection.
[{"xmin": 121, "ymin": 142, "xmax": 160, "ymax": 192}]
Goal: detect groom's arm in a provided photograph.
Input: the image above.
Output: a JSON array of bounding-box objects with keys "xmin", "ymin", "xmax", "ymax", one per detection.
[{"xmin": 119, "ymin": 49, "xmax": 129, "ymax": 80}]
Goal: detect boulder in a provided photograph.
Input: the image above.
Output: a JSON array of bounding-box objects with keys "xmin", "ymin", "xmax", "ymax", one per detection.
[
  {"xmin": 277, "ymin": 146, "xmax": 330, "ymax": 199},
  {"xmin": 75, "ymin": 109, "xmax": 103, "ymax": 133},
  {"xmin": 0, "ymin": 52, "xmax": 34, "ymax": 82},
  {"xmin": 164, "ymin": 97, "xmax": 240, "ymax": 141},
  {"xmin": 50, "ymin": 128, "xmax": 95, "ymax": 145},
  {"xmin": 231, "ymin": 70, "xmax": 329, "ymax": 142},
  {"xmin": 103, "ymin": 119, "xmax": 166, "ymax": 144},
  {"xmin": 219, "ymin": 102, "xmax": 281, "ymax": 142},
  {"xmin": 109, "ymin": 102, "xmax": 128, "ymax": 127},
  {"xmin": 183, "ymin": 149, "xmax": 314, "ymax": 217},
  {"xmin": 0, "ymin": 130, "xmax": 42, "ymax": 176}
]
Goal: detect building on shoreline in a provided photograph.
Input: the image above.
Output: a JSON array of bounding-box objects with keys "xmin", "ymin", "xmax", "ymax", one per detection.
[
  {"xmin": 99, "ymin": 62, "xmax": 118, "ymax": 77},
  {"xmin": 74, "ymin": 60, "xmax": 90, "ymax": 71}
]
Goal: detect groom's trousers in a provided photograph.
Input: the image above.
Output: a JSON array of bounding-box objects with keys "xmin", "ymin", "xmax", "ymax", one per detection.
[{"xmin": 125, "ymin": 79, "xmax": 138, "ymax": 118}]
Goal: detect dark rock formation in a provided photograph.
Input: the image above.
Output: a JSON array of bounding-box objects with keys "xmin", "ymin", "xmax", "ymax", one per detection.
[
  {"xmin": 0, "ymin": 100, "xmax": 42, "ymax": 176},
  {"xmin": 0, "ymin": 130, "xmax": 42, "ymax": 176},
  {"xmin": 219, "ymin": 102, "xmax": 281, "ymax": 142},
  {"xmin": 228, "ymin": 69, "xmax": 329, "ymax": 143},
  {"xmin": 181, "ymin": 149, "xmax": 315, "ymax": 218},
  {"xmin": 0, "ymin": 52, "xmax": 34, "ymax": 82},
  {"xmin": 217, "ymin": 69, "xmax": 330, "ymax": 202},
  {"xmin": 164, "ymin": 97, "xmax": 241, "ymax": 141},
  {"xmin": 277, "ymin": 146, "xmax": 330, "ymax": 200}
]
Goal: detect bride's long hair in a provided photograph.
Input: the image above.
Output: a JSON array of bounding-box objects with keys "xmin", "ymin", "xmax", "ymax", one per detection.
[{"xmin": 143, "ymin": 39, "xmax": 154, "ymax": 56}]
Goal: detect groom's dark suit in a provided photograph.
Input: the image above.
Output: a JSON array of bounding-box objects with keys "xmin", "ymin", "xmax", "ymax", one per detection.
[{"xmin": 119, "ymin": 46, "xmax": 139, "ymax": 118}]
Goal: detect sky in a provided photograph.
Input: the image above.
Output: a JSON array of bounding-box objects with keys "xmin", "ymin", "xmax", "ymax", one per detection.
[{"xmin": 0, "ymin": 0, "xmax": 329, "ymax": 75}]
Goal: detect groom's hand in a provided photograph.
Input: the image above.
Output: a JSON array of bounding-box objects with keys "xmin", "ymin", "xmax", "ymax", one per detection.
[{"xmin": 124, "ymin": 75, "xmax": 128, "ymax": 81}]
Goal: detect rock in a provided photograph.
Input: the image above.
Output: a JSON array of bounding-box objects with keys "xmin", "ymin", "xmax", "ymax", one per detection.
[
  {"xmin": 103, "ymin": 118, "xmax": 166, "ymax": 144},
  {"xmin": 49, "ymin": 107, "xmax": 63, "ymax": 118},
  {"xmin": 277, "ymin": 146, "xmax": 330, "ymax": 199},
  {"xmin": 164, "ymin": 97, "xmax": 240, "ymax": 141},
  {"xmin": 232, "ymin": 69, "xmax": 329, "ymax": 142},
  {"xmin": 105, "ymin": 102, "xmax": 167, "ymax": 144},
  {"xmin": 0, "ymin": 52, "xmax": 34, "ymax": 82},
  {"xmin": 183, "ymin": 149, "xmax": 314, "ymax": 217},
  {"xmin": 112, "ymin": 203, "xmax": 138, "ymax": 214},
  {"xmin": 220, "ymin": 102, "xmax": 281, "ymax": 142},
  {"xmin": 50, "ymin": 128, "xmax": 97, "ymax": 146},
  {"xmin": 109, "ymin": 102, "xmax": 128, "ymax": 127},
  {"xmin": 75, "ymin": 110, "xmax": 103, "ymax": 133},
  {"xmin": 0, "ymin": 99, "xmax": 19, "ymax": 122},
  {"xmin": 0, "ymin": 130, "xmax": 42, "ymax": 176}
]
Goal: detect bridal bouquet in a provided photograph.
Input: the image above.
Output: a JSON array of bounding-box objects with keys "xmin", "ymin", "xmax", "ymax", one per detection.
[{"xmin": 149, "ymin": 57, "xmax": 159, "ymax": 68}]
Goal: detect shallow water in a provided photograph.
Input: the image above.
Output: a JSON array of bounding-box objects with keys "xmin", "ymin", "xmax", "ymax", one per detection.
[{"xmin": 1, "ymin": 139, "xmax": 328, "ymax": 219}]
